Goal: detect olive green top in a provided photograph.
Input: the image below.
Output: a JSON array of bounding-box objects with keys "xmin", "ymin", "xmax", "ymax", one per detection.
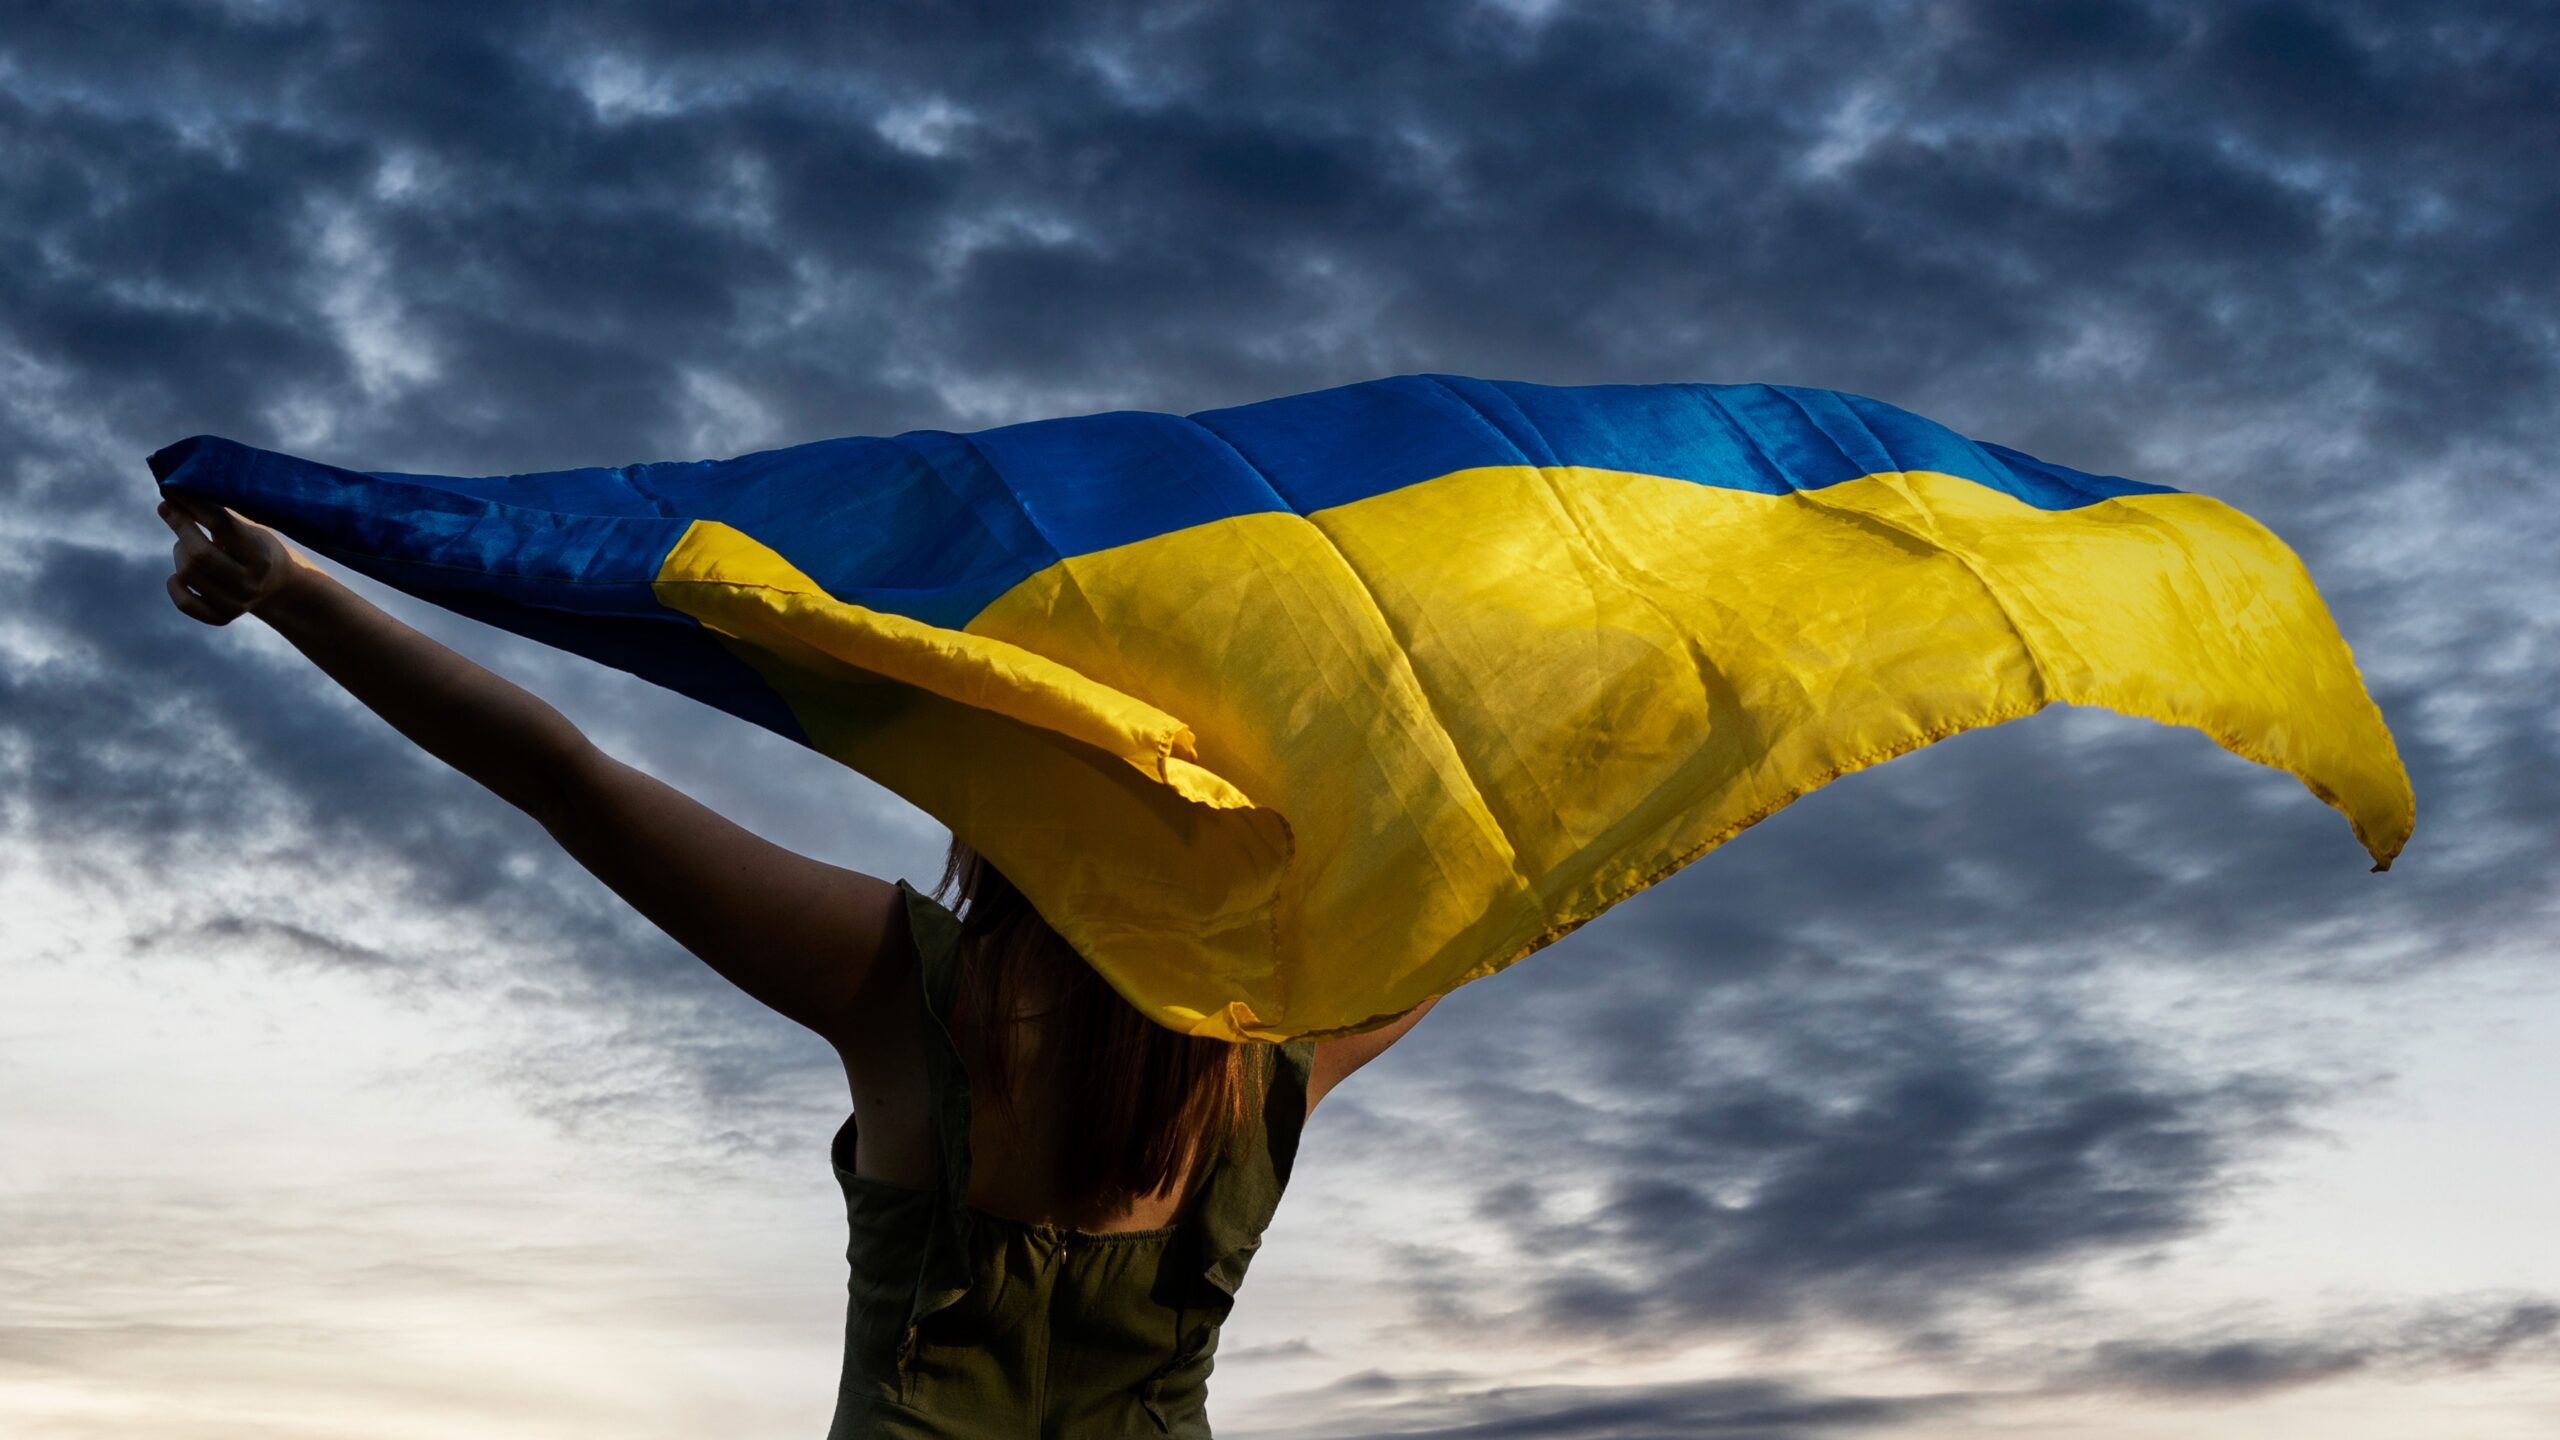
[{"xmin": 827, "ymin": 880, "xmax": 1315, "ymax": 1439}]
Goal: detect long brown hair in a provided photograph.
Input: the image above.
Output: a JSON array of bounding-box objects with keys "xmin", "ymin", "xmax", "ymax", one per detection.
[{"xmin": 933, "ymin": 837, "xmax": 1273, "ymax": 1214}]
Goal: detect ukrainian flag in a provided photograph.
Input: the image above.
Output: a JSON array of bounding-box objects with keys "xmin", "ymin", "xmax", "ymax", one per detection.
[{"xmin": 150, "ymin": 376, "xmax": 2413, "ymax": 1041}]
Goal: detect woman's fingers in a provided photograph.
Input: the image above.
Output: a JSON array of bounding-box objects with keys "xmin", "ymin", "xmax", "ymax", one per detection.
[
  {"xmin": 160, "ymin": 494, "xmax": 248, "ymax": 555},
  {"xmin": 160, "ymin": 492, "xmax": 293, "ymax": 594},
  {"xmin": 164, "ymin": 490, "xmax": 240, "ymax": 537},
  {"xmin": 161, "ymin": 493, "xmax": 239, "ymax": 562},
  {"xmin": 156, "ymin": 497, "xmax": 213, "ymax": 549},
  {"xmin": 156, "ymin": 491, "xmax": 305, "ymax": 622},
  {"xmin": 166, "ymin": 571, "xmax": 240, "ymax": 625},
  {"xmin": 160, "ymin": 502, "xmax": 256, "ymax": 604},
  {"xmin": 165, "ymin": 513, "xmax": 253, "ymax": 584},
  {"xmin": 172, "ymin": 539, "xmax": 256, "ymax": 608}
]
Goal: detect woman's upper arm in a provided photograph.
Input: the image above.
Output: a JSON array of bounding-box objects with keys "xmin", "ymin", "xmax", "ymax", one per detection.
[
  {"xmin": 530, "ymin": 739, "xmax": 908, "ymax": 1046},
  {"xmin": 1307, "ymin": 993, "xmax": 1441, "ymax": 1114}
]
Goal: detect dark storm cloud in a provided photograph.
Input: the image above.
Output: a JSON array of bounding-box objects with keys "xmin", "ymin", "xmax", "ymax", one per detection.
[
  {"xmin": 1245, "ymin": 1372, "xmax": 1967, "ymax": 1440},
  {"xmin": 148, "ymin": 913, "xmax": 400, "ymax": 973},
  {"xmin": 3, "ymin": 0, "xmax": 2556, "ymax": 1420},
  {"xmin": 2074, "ymin": 1298, "xmax": 2560, "ymax": 1396},
  {"xmin": 1240, "ymin": 1296, "xmax": 2560, "ymax": 1435},
  {"xmin": 1344, "ymin": 929, "xmax": 2320, "ymax": 1343},
  {"xmin": 0, "ymin": 0, "xmax": 2534, "ymax": 474}
]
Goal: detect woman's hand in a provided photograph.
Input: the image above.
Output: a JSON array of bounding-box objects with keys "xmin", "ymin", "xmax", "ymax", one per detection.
[{"xmin": 156, "ymin": 492, "xmax": 310, "ymax": 625}]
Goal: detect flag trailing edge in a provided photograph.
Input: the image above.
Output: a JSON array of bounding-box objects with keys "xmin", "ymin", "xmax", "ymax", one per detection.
[{"xmin": 150, "ymin": 374, "xmax": 2415, "ymax": 1042}]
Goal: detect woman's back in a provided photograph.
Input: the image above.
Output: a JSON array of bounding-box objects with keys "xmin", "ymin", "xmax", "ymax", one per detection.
[
  {"xmin": 827, "ymin": 880, "xmax": 1314, "ymax": 1438},
  {"xmin": 840, "ymin": 897, "xmax": 1238, "ymax": 1238}
]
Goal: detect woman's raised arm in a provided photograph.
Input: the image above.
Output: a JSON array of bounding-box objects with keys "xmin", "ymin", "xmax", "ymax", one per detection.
[{"xmin": 157, "ymin": 492, "xmax": 908, "ymax": 1048}]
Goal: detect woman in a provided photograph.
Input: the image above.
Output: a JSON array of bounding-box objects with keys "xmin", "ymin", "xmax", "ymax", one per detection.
[{"xmin": 155, "ymin": 490, "xmax": 1438, "ymax": 1437}]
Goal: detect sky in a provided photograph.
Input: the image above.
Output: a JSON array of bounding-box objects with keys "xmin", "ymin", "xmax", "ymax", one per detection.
[{"xmin": 2, "ymin": 1, "xmax": 2555, "ymax": 1437}]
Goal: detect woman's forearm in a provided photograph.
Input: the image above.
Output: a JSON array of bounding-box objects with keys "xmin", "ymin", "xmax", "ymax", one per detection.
[{"xmin": 255, "ymin": 559, "xmax": 593, "ymax": 822}]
